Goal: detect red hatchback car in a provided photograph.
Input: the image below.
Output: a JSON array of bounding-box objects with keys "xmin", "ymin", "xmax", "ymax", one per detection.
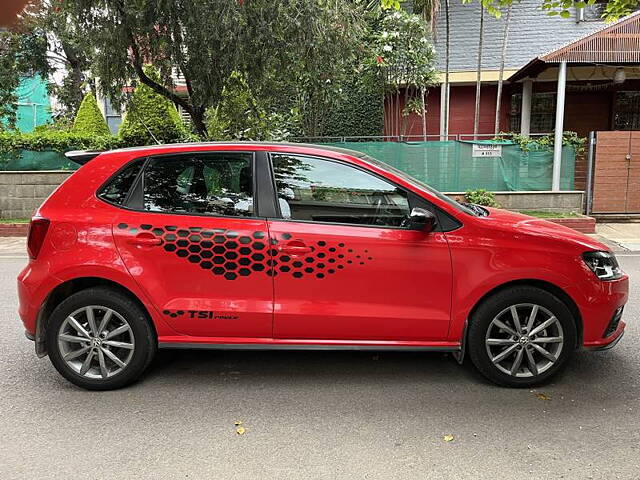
[{"xmin": 18, "ymin": 142, "xmax": 628, "ymax": 390}]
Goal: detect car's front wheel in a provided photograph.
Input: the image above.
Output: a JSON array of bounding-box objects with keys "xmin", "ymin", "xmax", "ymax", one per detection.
[
  {"xmin": 46, "ymin": 287, "xmax": 156, "ymax": 390},
  {"xmin": 468, "ymin": 286, "xmax": 577, "ymax": 387}
]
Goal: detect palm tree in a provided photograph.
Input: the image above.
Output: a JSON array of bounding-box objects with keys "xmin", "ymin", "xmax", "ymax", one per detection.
[
  {"xmin": 494, "ymin": 4, "xmax": 513, "ymax": 135},
  {"xmin": 473, "ymin": 4, "xmax": 484, "ymax": 139}
]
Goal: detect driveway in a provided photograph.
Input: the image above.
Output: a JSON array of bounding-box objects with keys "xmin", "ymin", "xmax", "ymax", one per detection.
[{"xmin": 0, "ymin": 254, "xmax": 638, "ymax": 479}]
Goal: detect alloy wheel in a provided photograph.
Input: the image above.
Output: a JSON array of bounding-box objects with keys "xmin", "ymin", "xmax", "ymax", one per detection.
[
  {"xmin": 485, "ymin": 303, "xmax": 564, "ymax": 378},
  {"xmin": 57, "ymin": 306, "xmax": 135, "ymax": 379}
]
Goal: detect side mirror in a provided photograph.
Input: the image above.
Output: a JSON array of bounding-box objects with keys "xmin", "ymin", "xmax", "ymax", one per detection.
[{"xmin": 407, "ymin": 207, "xmax": 437, "ymax": 232}]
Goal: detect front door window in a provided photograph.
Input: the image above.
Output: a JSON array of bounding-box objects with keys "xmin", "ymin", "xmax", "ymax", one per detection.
[{"xmin": 272, "ymin": 154, "xmax": 411, "ymax": 227}]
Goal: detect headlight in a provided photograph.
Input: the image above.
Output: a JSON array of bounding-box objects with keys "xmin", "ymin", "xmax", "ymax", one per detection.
[{"xmin": 582, "ymin": 251, "xmax": 623, "ymax": 281}]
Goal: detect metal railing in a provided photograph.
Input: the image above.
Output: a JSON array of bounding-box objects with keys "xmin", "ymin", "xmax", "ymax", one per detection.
[{"xmin": 289, "ymin": 133, "xmax": 552, "ymax": 143}]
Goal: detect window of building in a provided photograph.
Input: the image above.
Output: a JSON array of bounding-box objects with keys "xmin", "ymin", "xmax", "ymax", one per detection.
[
  {"xmin": 614, "ymin": 92, "xmax": 640, "ymax": 130},
  {"xmin": 271, "ymin": 154, "xmax": 410, "ymax": 228},
  {"xmin": 510, "ymin": 93, "xmax": 556, "ymax": 133},
  {"xmin": 143, "ymin": 152, "xmax": 254, "ymax": 217}
]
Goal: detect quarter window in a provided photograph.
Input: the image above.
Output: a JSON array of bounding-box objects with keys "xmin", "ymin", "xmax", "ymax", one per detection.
[
  {"xmin": 99, "ymin": 161, "xmax": 143, "ymax": 206},
  {"xmin": 143, "ymin": 153, "xmax": 254, "ymax": 217},
  {"xmin": 272, "ymin": 154, "xmax": 410, "ymax": 227}
]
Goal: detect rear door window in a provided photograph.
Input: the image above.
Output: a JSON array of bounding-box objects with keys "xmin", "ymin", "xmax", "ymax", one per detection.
[{"xmin": 142, "ymin": 152, "xmax": 254, "ymax": 217}]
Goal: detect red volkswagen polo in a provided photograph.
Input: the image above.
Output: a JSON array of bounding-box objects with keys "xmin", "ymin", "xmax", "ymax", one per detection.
[{"xmin": 17, "ymin": 142, "xmax": 628, "ymax": 390}]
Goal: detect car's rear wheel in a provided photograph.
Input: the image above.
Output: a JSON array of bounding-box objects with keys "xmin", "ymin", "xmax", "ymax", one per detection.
[
  {"xmin": 468, "ymin": 286, "xmax": 577, "ymax": 387},
  {"xmin": 46, "ymin": 287, "xmax": 156, "ymax": 390}
]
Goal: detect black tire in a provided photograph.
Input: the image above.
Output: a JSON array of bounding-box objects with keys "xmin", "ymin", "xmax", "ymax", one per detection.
[
  {"xmin": 46, "ymin": 287, "xmax": 156, "ymax": 390},
  {"xmin": 467, "ymin": 286, "xmax": 577, "ymax": 387}
]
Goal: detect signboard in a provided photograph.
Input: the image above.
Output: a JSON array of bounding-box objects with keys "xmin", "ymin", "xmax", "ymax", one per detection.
[{"xmin": 472, "ymin": 144, "xmax": 502, "ymax": 158}]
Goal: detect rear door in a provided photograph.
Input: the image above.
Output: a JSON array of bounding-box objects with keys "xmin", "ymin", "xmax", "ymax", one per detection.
[
  {"xmin": 109, "ymin": 150, "xmax": 273, "ymax": 338},
  {"xmin": 267, "ymin": 152, "xmax": 453, "ymax": 342}
]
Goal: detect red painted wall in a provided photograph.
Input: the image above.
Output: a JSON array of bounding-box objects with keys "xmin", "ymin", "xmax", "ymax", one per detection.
[{"xmin": 384, "ymin": 84, "xmax": 511, "ymax": 138}]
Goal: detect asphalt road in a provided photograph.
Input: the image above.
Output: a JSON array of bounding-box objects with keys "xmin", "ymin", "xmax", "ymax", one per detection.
[{"xmin": 1, "ymin": 255, "xmax": 639, "ymax": 480}]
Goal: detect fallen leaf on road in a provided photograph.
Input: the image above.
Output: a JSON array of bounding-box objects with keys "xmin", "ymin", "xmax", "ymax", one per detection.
[
  {"xmin": 443, "ymin": 434, "xmax": 454, "ymax": 442},
  {"xmin": 234, "ymin": 420, "xmax": 243, "ymax": 426},
  {"xmin": 236, "ymin": 426, "xmax": 246, "ymax": 435},
  {"xmin": 536, "ymin": 393, "xmax": 551, "ymax": 401}
]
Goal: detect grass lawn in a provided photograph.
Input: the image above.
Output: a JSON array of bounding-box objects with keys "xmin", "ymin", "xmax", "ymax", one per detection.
[
  {"xmin": 0, "ymin": 218, "xmax": 30, "ymax": 223},
  {"xmin": 517, "ymin": 210, "xmax": 581, "ymax": 218}
]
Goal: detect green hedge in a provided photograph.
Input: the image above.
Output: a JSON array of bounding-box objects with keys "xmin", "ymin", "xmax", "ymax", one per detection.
[
  {"xmin": 73, "ymin": 93, "xmax": 112, "ymax": 136},
  {"xmin": 323, "ymin": 71, "xmax": 384, "ymax": 138},
  {"xmin": 118, "ymin": 66, "xmax": 188, "ymax": 145},
  {"xmin": 0, "ymin": 130, "xmax": 123, "ymax": 155}
]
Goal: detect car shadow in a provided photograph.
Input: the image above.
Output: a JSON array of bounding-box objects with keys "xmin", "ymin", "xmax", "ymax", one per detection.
[{"xmin": 141, "ymin": 346, "xmax": 637, "ymax": 402}]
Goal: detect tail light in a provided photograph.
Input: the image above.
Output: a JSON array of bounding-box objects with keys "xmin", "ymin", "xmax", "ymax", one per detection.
[{"xmin": 27, "ymin": 217, "xmax": 50, "ymax": 259}]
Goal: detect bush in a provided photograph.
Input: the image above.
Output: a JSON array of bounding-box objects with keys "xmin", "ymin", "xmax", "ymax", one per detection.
[
  {"xmin": 0, "ymin": 130, "xmax": 122, "ymax": 155},
  {"xmin": 323, "ymin": 71, "xmax": 384, "ymax": 138},
  {"xmin": 464, "ymin": 189, "xmax": 501, "ymax": 208},
  {"xmin": 118, "ymin": 66, "xmax": 188, "ymax": 146},
  {"xmin": 72, "ymin": 93, "xmax": 111, "ymax": 136},
  {"xmin": 495, "ymin": 131, "xmax": 586, "ymax": 155}
]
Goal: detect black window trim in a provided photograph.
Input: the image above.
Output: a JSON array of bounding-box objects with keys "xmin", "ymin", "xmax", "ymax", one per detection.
[
  {"xmin": 96, "ymin": 150, "xmax": 267, "ymax": 221},
  {"xmin": 266, "ymin": 151, "xmax": 460, "ymax": 232}
]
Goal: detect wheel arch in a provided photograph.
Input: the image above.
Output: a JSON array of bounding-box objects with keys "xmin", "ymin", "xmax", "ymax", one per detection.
[
  {"xmin": 35, "ymin": 277, "xmax": 158, "ymax": 357},
  {"xmin": 463, "ymin": 279, "xmax": 583, "ymax": 353}
]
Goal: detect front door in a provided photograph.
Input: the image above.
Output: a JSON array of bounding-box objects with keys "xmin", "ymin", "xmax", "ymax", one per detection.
[
  {"xmin": 111, "ymin": 151, "xmax": 273, "ymax": 338},
  {"xmin": 267, "ymin": 153, "xmax": 452, "ymax": 342}
]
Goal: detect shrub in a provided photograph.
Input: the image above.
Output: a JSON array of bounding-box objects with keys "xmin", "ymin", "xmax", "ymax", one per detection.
[
  {"xmin": 72, "ymin": 93, "xmax": 111, "ymax": 136},
  {"xmin": 0, "ymin": 130, "xmax": 122, "ymax": 155},
  {"xmin": 118, "ymin": 66, "xmax": 188, "ymax": 146},
  {"xmin": 323, "ymin": 71, "xmax": 384, "ymax": 138},
  {"xmin": 464, "ymin": 189, "xmax": 501, "ymax": 208},
  {"xmin": 494, "ymin": 131, "xmax": 586, "ymax": 155}
]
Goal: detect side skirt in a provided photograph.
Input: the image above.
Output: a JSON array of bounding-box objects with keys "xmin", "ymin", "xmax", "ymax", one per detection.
[{"xmin": 158, "ymin": 340, "xmax": 460, "ymax": 353}]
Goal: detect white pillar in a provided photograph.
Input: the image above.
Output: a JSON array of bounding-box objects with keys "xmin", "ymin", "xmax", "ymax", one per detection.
[
  {"xmin": 440, "ymin": 82, "xmax": 447, "ymax": 140},
  {"xmin": 520, "ymin": 79, "xmax": 533, "ymax": 138},
  {"xmin": 552, "ymin": 62, "xmax": 567, "ymax": 191}
]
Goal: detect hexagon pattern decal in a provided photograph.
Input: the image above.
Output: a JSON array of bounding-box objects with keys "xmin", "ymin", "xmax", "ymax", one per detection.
[{"xmin": 117, "ymin": 223, "xmax": 373, "ymax": 280}]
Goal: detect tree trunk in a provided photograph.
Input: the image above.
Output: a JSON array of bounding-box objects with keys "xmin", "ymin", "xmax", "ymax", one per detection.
[
  {"xmin": 443, "ymin": 0, "xmax": 450, "ymax": 139},
  {"xmin": 473, "ymin": 5, "xmax": 484, "ymax": 140},
  {"xmin": 60, "ymin": 42, "xmax": 86, "ymax": 114},
  {"xmin": 494, "ymin": 5, "xmax": 512, "ymax": 136}
]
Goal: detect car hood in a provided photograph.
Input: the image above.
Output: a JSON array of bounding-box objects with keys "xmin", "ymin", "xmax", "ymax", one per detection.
[{"xmin": 479, "ymin": 207, "xmax": 608, "ymax": 252}]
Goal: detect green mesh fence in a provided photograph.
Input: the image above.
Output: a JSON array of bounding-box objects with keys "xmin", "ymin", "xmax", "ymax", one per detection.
[
  {"xmin": 0, "ymin": 150, "xmax": 79, "ymax": 171},
  {"xmin": 1, "ymin": 141, "xmax": 576, "ymax": 192},
  {"xmin": 323, "ymin": 141, "xmax": 575, "ymax": 192}
]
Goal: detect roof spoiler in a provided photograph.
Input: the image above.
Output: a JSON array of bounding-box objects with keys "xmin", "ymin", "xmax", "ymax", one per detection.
[{"xmin": 64, "ymin": 150, "xmax": 103, "ymax": 165}]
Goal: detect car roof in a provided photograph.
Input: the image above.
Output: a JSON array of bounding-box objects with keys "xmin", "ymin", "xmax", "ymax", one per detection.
[{"xmin": 108, "ymin": 141, "xmax": 371, "ymax": 159}]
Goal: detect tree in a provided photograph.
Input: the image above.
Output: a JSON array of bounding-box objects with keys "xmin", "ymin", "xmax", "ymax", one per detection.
[
  {"xmin": 0, "ymin": 28, "xmax": 48, "ymax": 129},
  {"xmin": 72, "ymin": 92, "xmax": 111, "ymax": 136},
  {"xmin": 118, "ymin": 66, "xmax": 188, "ymax": 145},
  {"xmin": 461, "ymin": 0, "xmax": 638, "ymax": 21},
  {"xmin": 473, "ymin": 4, "xmax": 485, "ymax": 139},
  {"xmin": 373, "ymin": 10, "xmax": 437, "ymax": 137},
  {"xmin": 62, "ymin": 0, "xmax": 364, "ymax": 138},
  {"xmin": 5, "ymin": 1, "xmax": 92, "ymax": 118},
  {"xmin": 494, "ymin": 4, "xmax": 512, "ymax": 135}
]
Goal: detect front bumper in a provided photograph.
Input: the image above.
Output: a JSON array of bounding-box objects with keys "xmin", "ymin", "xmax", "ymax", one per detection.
[{"xmin": 584, "ymin": 320, "xmax": 626, "ymax": 350}]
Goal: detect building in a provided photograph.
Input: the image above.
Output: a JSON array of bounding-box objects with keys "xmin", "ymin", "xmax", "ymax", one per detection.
[
  {"xmin": 385, "ymin": 3, "xmax": 640, "ymax": 194},
  {"xmin": 1, "ymin": 75, "xmax": 52, "ymax": 132}
]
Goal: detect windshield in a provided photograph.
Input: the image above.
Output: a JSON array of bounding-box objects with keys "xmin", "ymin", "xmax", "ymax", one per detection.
[{"xmin": 360, "ymin": 154, "xmax": 479, "ymax": 216}]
